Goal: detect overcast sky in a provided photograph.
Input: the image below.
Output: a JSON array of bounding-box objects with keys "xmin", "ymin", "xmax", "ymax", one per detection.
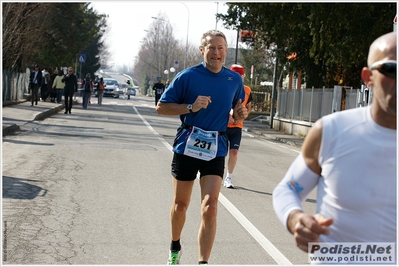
[{"xmin": 90, "ymin": 1, "xmax": 237, "ymax": 67}]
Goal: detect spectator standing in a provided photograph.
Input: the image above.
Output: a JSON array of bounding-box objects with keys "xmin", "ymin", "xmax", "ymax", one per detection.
[
  {"xmin": 52, "ymin": 70, "xmax": 65, "ymax": 104},
  {"xmin": 156, "ymin": 29, "xmax": 248, "ymax": 265},
  {"xmin": 126, "ymin": 80, "xmax": 132, "ymax": 100},
  {"xmin": 273, "ymin": 31, "xmax": 396, "ymax": 255},
  {"xmin": 223, "ymin": 64, "xmax": 252, "ymax": 188},
  {"xmin": 152, "ymin": 79, "xmax": 165, "ymax": 106},
  {"xmin": 62, "ymin": 67, "xmax": 78, "ymax": 114},
  {"xmin": 81, "ymin": 73, "xmax": 93, "ymax": 109},
  {"xmin": 29, "ymin": 64, "xmax": 42, "ymax": 106},
  {"xmin": 41, "ymin": 67, "xmax": 50, "ymax": 101},
  {"xmin": 96, "ymin": 77, "xmax": 105, "ymax": 105},
  {"xmin": 48, "ymin": 68, "xmax": 57, "ymax": 102}
]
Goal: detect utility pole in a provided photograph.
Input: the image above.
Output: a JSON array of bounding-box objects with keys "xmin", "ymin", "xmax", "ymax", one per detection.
[
  {"xmin": 75, "ymin": 56, "xmax": 78, "ymax": 78},
  {"xmin": 215, "ymin": 2, "xmax": 219, "ymax": 30},
  {"xmin": 235, "ymin": 29, "xmax": 239, "ymax": 64},
  {"xmin": 180, "ymin": 2, "xmax": 189, "ymax": 70},
  {"xmin": 157, "ymin": 27, "xmax": 160, "ymax": 80},
  {"xmin": 270, "ymin": 56, "xmax": 278, "ymax": 128}
]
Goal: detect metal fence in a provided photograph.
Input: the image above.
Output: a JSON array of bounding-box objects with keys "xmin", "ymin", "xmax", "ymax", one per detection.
[{"xmin": 276, "ymin": 85, "xmax": 372, "ymax": 123}]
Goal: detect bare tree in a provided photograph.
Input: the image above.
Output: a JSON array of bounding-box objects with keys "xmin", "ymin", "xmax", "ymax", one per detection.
[
  {"xmin": 2, "ymin": 3, "xmax": 43, "ymax": 71},
  {"xmin": 185, "ymin": 42, "xmax": 203, "ymax": 69},
  {"xmin": 134, "ymin": 15, "xmax": 178, "ymax": 91},
  {"xmin": 134, "ymin": 14, "xmax": 204, "ymax": 90},
  {"xmin": 3, "ymin": 2, "xmax": 109, "ymax": 73}
]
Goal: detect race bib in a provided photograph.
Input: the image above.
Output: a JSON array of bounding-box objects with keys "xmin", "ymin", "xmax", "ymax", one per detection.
[{"xmin": 184, "ymin": 126, "xmax": 218, "ymax": 161}]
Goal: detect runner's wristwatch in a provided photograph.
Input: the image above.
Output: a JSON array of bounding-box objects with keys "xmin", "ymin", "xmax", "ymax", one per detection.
[{"xmin": 187, "ymin": 104, "xmax": 193, "ymax": 113}]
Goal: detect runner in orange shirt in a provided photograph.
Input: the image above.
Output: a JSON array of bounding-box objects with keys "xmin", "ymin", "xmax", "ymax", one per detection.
[{"xmin": 223, "ymin": 64, "xmax": 252, "ymax": 188}]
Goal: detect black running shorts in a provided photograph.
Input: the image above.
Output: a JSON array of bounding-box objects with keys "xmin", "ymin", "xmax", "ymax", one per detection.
[
  {"xmin": 225, "ymin": 127, "xmax": 243, "ymax": 150},
  {"xmin": 171, "ymin": 153, "xmax": 225, "ymax": 181}
]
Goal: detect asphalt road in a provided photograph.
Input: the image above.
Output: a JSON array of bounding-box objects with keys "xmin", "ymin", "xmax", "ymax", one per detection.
[{"xmin": 2, "ymin": 95, "xmax": 316, "ymax": 265}]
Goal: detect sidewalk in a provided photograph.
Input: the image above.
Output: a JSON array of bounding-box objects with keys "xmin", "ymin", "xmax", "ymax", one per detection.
[
  {"xmin": 243, "ymin": 117, "xmax": 304, "ymax": 148},
  {"xmin": 2, "ymin": 100, "xmax": 304, "ymax": 148},
  {"xmin": 2, "ymin": 100, "xmax": 66, "ymax": 137}
]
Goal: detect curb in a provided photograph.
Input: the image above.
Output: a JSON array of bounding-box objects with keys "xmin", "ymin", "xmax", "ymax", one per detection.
[
  {"xmin": 2, "ymin": 99, "xmax": 28, "ymax": 107},
  {"xmin": 245, "ymin": 116, "xmax": 303, "ymax": 148},
  {"xmin": 34, "ymin": 104, "xmax": 65, "ymax": 120},
  {"xmin": 2, "ymin": 124, "xmax": 20, "ymax": 137},
  {"xmin": 251, "ymin": 129, "xmax": 303, "ymax": 148},
  {"xmin": 2, "ymin": 101, "xmax": 69, "ymax": 136}
]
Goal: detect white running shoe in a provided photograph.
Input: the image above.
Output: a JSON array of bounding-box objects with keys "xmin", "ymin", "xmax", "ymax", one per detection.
[{"xmin": 223, "ymin": 177, "xmax": 234, "ymax": 188}]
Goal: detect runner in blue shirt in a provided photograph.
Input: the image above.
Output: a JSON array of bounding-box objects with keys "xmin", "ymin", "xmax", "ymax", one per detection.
[{"xmin": 157, "ymin": 30, "xmax": 248, "ymax": 265}]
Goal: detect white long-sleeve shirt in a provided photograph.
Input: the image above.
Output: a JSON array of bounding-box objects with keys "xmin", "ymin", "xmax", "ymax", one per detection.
[{"xmin": 273, "ymin": 105, "xmax": 396, "ymax": 243}]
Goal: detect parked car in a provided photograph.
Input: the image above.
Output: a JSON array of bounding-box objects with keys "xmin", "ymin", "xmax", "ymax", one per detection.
[
  {"xmin": 128, "ymin": 88, "xmax": 136, "ymax": 96},
  {"xmin": 102, "ymin": 78, "xmax": 120, "ymax": 98}
]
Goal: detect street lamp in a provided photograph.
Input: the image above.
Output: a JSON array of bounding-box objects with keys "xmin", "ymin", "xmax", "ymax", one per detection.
[
  {"xmin": 152, "ymin": 17, "xmax": 173, "ymax": 80},
  {"xmin": 169, "ymin": 67, "xmax": 175, "ymax": 80},
  {"xmin": 163, "ymin": 67, "xmax": 176, "ymax": 81},
  {"xmin": 153, "ymin": 5, "xmax": 188, "ymax": 70},
  {"xmin": 152, "ymin": 16, "xmax": 179, "ymax": 80},
  {"xmin": 144, "ymin": 23, "xmax": 161, "ymax": 80},
  {"xmin": 144, "ymin": 30, "xmax": 156, "ymax": 92}
]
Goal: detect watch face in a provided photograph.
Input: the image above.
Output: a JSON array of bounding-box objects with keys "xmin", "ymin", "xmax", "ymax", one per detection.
[{"xmin": 187, "ymin": 104, "xmax": 193, "ymax": 109}]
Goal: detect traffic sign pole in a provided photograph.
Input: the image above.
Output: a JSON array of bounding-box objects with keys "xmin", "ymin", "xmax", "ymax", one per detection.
[{"xmin": 78, "ymin": 54, "xmax": 86, "ymax": 80}]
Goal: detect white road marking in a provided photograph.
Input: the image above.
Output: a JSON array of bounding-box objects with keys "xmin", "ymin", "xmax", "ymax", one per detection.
[
  {"xmin": 102, "ymin": 100, "xmax": 153, "ymax": 107},
  {"xmin": 133, "ymin": 106, "xmax": 293, "ymax": 265},
  {"xmin": 133, "ymin": 106, "xmax": 172, "ymax": 151},
  {"xmin": 218, "ymin": 194, "xmax": 292, "ymax": 265}
]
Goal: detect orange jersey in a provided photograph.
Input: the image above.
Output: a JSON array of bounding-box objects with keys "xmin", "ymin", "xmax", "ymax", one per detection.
[{"xmin": 228, "ymin": 85, "xmax": 252, "ymax": 129}]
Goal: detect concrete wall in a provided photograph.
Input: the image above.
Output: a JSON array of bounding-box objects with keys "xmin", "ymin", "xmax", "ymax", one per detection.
[
  {"xmin": 2, "ymin": 69, "xmax": 30, "ymax": 102},
  {"xmin": 272, "ymin": 117, "xmax": 313, "ymax": 138}
]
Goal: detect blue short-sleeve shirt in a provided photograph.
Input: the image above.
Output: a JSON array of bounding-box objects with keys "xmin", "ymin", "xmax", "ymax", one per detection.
[{"xmin": 159, "ymin": 62, "xmax": 245, "ymax": 157}]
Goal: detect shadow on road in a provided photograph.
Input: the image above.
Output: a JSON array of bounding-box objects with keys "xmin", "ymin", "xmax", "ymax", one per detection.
[{"xmin": 2, "ymin": 176, "xmax": 47, "ymax": 200}]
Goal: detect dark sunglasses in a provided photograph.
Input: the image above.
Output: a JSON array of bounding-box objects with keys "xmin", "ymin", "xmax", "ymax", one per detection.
[{"xmin": 369, "ymin": 60, "xmax": 396, "ymax": 79}]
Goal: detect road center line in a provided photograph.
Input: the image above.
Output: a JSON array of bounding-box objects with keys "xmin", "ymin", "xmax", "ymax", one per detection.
[
  {"xmin": 134, "ymin": 106, "xmax": 292, "ymax": 265},
  {"xmin": 133, "ymin": 106, "xmax": 173, "ymax": 151}
]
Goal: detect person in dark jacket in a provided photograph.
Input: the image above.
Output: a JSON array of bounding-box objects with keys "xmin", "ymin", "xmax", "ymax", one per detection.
[
  {"xmin": 61, "ymin": 67, "xmax": 78, "ymax": 114},
  {"xmin": 47, "ymin": 68, "xmax": 57, "ymax": 102},
  {"xmin": 81, "ymin": 73, "xmax": 93, "ymax": 109},
  {"xmin": 41, "ymin": 67, "xmax": 50, "ymax": 102},
  {"xmin": 29, "ymin": 64, "xmax": 42, "ymax": 106}
]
